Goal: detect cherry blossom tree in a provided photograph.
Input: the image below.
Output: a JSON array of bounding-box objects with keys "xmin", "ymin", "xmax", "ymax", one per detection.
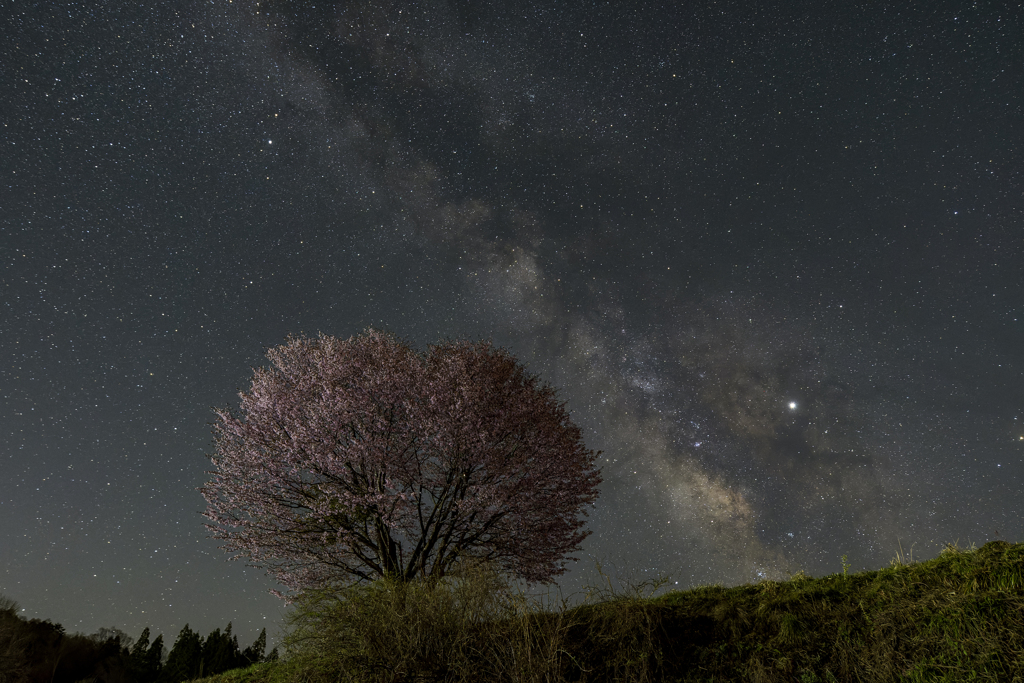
[{"xmin": 201, "ymin": 330, "xmax": 601, "ymax": 596}]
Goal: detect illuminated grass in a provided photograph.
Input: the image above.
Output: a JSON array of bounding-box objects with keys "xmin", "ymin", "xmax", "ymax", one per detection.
[{"xmin": 191, "ymin": 540, "xmax": 1024, "ymax": 683}]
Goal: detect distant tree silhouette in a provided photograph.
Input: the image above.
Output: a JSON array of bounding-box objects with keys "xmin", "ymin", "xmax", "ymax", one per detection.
[
  {"xmin": 158, "ymin": 622, "xmax": 274, "ymax": 682},
  {"xmin": 0, "ymin": 595, "xmax": 29, "ymax": 683},
  {"xmin": 241, "ymin": 628, "xmax": 266, "ymax": 666},
  {"xmin": 0, "ymin": 593, "xmax": 265, "ymax": 683},
  {"xmin": 129, "ymin": 627, "xmax": 164, "ymax": 683},
  {"xmin": 5, "ymin": 618, "xmax": 130, "ymax": 683},
  {"xmin": 23, "ymin": 618, "xmax": 67, "ymax": 683},
  {"xmin": 83, "ymin": 632, "xmax": 129, "ymax": 683},
  {"xmin": 200, "ymin": 623, "xmax": 242, "ymax": 676},
  {"xmin": 129, "ymin": 627, "xmax": 150, "ymax": 664},
  {"xmin": 158, "ymin": 625, "xmax": 202, "ymax": 683},
  {"xmin": 144, "ymin": 635, "xmax": 165, "ymax": 681},
  {"xmin": 93, "ymin": 626, "xmax": 133, "ymax": 652}
]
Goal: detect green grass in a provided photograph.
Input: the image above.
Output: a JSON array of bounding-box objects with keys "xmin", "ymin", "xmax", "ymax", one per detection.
[{"xmin": 190, "ymin": 540, "xmax": 1024, "ymax": 683}]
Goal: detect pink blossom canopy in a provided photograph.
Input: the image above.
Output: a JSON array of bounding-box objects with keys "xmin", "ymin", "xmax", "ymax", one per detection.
[{"xmin": 201, "ymin": 330, "xmax": 602, "ymax": 596}]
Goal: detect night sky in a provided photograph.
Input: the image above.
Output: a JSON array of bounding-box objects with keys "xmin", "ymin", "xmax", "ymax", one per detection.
[{"xmin": 3, "ymin": 0, "xmax": 1022, "ymax": 650}]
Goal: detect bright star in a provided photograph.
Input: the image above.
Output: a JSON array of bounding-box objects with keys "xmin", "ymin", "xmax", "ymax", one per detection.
[{"xmin": 788, "ymin": 401, "xmax": 797, "ymax": 410}]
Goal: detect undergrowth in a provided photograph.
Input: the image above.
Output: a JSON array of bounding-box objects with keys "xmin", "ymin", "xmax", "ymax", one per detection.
[{"xmin": 190, "ymin": 540, "xmax": 1024, "ymax": 683}]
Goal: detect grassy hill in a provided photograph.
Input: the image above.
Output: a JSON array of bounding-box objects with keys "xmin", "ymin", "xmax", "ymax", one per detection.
[{"xmin": 190, "ymin": 540, "xmax": 1024, "ymax": 683}]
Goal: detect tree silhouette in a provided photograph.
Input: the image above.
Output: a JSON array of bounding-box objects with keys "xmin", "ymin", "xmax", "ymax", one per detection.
[
  {"xmin": 158, "ymin": 625, "xmax": 201, "ymax": 683},
  {"xmin": 202, "ymin": 331, "xmax": 601, "ymax": 595},
  {"xmin": 200, "ymin": 623, "xmax": 246, "ymax": 676},
  {"xmin": 0, "ymin": 596, "xmax": 273, "ymax": 683},
  {"xmin": 144, "ymin": 634, "xmax": 165, "ymax": 682},
  {"xmin": 241, "ymin": 628, "xmax": 266, "ymax": 666},
  {"xmin": 129, "ymin": 627, "xmax": 151, "ymax": 681},
  {"xmin": 0, "ymin": 595, "xmax": 28, "ymax": 683},
  {"xmin": 129, "ymin": 627, "xmax": 164, "ymax": 683}
]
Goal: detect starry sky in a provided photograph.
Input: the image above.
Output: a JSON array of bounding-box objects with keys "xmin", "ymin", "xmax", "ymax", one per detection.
[{"xmin": 3, "ymin": 0, "xmax": 1022, "ymax": 650}]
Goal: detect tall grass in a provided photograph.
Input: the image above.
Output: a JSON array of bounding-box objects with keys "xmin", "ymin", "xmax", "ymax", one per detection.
[
  {"xmin": 193, "ymin": 540, "xmax": 1024, "ymax": 683},
  {"xmin": 654, "ymin": 539, "xmax": 1024, "ymax": 681},
  {"xmin": 279, "ymin": 560, "xmax": 591, "ymax": 683}
]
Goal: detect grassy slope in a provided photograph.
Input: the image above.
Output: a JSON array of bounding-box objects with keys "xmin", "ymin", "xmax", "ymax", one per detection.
[
  {"xmin": 193, "ymin": 540, "xmax": 1024, "ymax": 683},
  {"xmin": 649, "ymin": 539, "xmax": 1024, "ymax": 681}
]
